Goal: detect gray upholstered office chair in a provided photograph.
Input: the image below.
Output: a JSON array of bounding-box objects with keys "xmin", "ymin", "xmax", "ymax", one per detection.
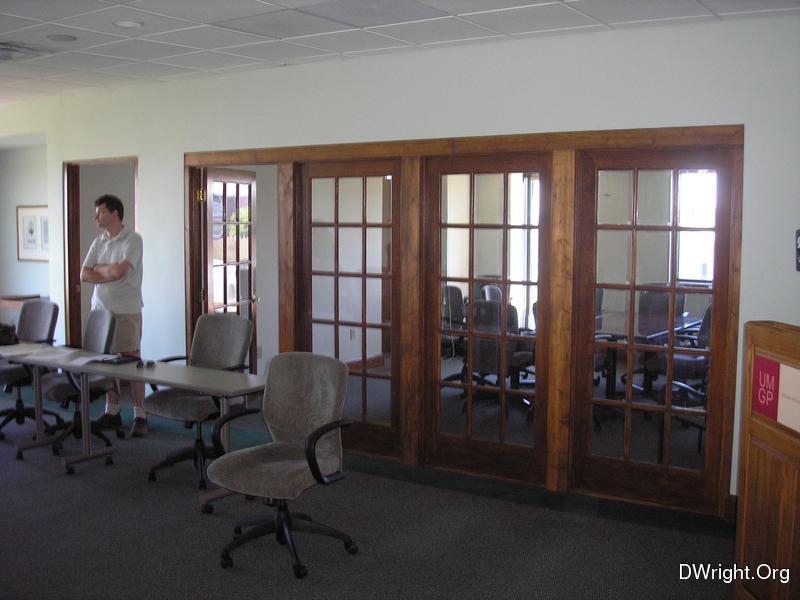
[
  {"xmin": 441, "ymin": 284, "xmax": 466, "ymax": 358},
  {"xmin": 207, "ymin": 352, "xmax": 356, "ymax": 579},
  {"xmin": 43, "ymin": 309, "xmax": 118, "ymax": 456},
  {"xmin": 144, "ymin": 313, "xmax": 252, "ymax": 489},
  {"xmin": 0, "ymin": 299, "xmax": 62, "ymax": 440}
]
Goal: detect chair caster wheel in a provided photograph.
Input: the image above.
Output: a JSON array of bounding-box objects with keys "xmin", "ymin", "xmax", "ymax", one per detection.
[
  {"xmin": 16, "ymin": 450, "xmax": 23, "ymax": 460},
  {"xmin": 233, "ymin": 526, "xmax": 242, "ymax": 536},
  {"xmin": 66, "ymin": 466, "xmax": 75, "ymax": 475},
  {"xmin": 293, "ymin": 564, "xmax": 307, "ymax": 579},
  {"xmin": 148, "ymin": 471, "xmax": 156, "ymax": 482},
  {"xmin": 345, "ymin": 540, "xmax": 358, "ymax": 555},
  {"xmin": 220, "ymin": 554, "xmax": 232, "ymax": 569},
  {"xmin": 201, "ymin": 503, "xmax": 213, "ymax": 514},
  {"xmin": 105, "ymin": 456, "xmax": 113, "ymax": 466}
]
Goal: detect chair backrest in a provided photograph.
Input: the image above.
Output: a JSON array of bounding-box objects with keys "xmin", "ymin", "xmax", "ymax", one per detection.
[
  {"xmin": 441, "ymin": 284, "xmax": 464, "ymax": 326},
  {"xmin": 697, "ymin": 304, "xmax": 712, "ymax": 348},
  {"xmin": 263, "ymin": 353, "xmax": 348, "ymax": 460},
  {"xmin": 83, "ymin": 309, "xmax": 116, "ymax": 354},
  {"xmin": 17, "ymin": 299, "xmax": 59, "ymax": 343},
  {"xmin": 637, "ymin": 290, "xmax": 686, "ymax": 337},
  {"xmin": 482, "ymin": 284, "xmax": 502, "ymax": 302},
  {"xmin": 471, "ymin": 300, "xmax": 519, "ymax": 374},
  {"xmin": 189, "ymin": 313, "xmax": 253, "ymax": 369}
]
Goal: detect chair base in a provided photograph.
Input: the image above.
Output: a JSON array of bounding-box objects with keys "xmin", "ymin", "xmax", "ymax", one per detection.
[
  {"xmin": 219, "ymin": 500, "xmax": 357, "ymax": 579},
  {"xmin": 48, "ymin": 409, "xmax": 114, "ymax": 455},
  {"xmin": 147, "ymin": 423, "xmax": 215, "ymax": 489},
  {"xmin": 0, "ymin": 396, "xmax": 64, "ymax": 441}
]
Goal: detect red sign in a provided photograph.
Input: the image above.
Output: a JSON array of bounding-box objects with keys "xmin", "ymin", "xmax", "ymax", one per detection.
[{"xmin": 752, "ymin": 355, "xmax": 780, "ymax": 420}]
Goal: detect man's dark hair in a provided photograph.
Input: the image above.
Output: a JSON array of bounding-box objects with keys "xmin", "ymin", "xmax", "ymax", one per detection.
[{"xmin": 95, "ymin": 194, "xmax": 124, "ymax": 221}]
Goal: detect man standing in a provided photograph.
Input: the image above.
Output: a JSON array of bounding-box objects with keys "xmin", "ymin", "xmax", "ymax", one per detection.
[{"xmin": 80, "ymin": 194, "xmax": 147, "ymax": 437}]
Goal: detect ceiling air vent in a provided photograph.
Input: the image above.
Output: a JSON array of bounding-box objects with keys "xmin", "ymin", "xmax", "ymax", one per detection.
[{"xmin": 0, "ymin": 41, "xmax": 51, "ymax": 62}]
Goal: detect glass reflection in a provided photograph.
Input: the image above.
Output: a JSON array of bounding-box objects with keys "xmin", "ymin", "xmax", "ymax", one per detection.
[
  {"xmin": 338, "ymin": 326, "xmax": 362, "ymax": 367},
  {"xmin": 339, "ymin": 177, "xmax": 362, "ymax": 223},
  {"xmin": 441, "ymin": 174, "xmax": 470, "ymax": 224},
  {"xmin": 366, "ymin": 176, "xmax": 391, "ymax": 223},
  {"xmin": 440, "ymin": 386, "xmax": 466, "ymax": 435},
  {"xmin": 596, "ymin": 230, "xmax": 631, "ymax": 285},
  {"xmin": 597, "ymin": 170, "xmax": 633, "ymax": 225},
  {"xmin": 669, "ymin": 415, "xmax": 705, "ymax": 469},
  {"xmin": 474, "ymin": 173, "xmax": 503, "ymax": 225},
  {"xmin": 239, "ymin": 224, "xmax": 250, "ymax": 261},
  {"xmin": 508, "ymin": 172, "xmax": 540, "ymax": 226},
  {"xmin": 311, "ymin": 227, "xmax": 334, "ymax": 271},
  {"xmin": 366, "ymin": 227, "xmax": 390, "ymax": 274},
  {"xmin": 312, "ymin": 275, "xmax": 334, "ymax": 320},
  {"xmin": 678, "ymin": 231, "xmax": 714, "ymax": 282},
  {"xmin": 591, "ymin": 406, "xmax": 625, "ymax": 458},
  {"xmin": 636, "ymin": 170, "xmax": 672, "ymax": 226},
  {"xmin": 441, "ymin": 228, "xmax": 469, "ymax": 278},
  {"xmin": 629, "ymin": 410, "xmax": 663, "ymax": 464},
  {"xmin": 338, "ymin": 277, "xmax": 362, "ymax": 323},
  {"xmin": 366, "ymin": 377, "xmax": 391, "ymax": 425},
  {"xmin": 338, "ymin": 227, "xmax": 362, "ymax": 273},
  {"xmin": 366, "ymin": 278, "xmax": 388, "ymax": 324},
  {"xmin": 473, "ymin": 228, "xmax": 503, "ymax": 279},
  {"xmin": 311, "ymin": 177, "xmax": 335, "ymax": 222},
  {"xmin": 312, "ymin": 323, "xmax": 335, "ymax": 356},
  {"xmin": 342, "ymin": 375, "xmax": 362, "ymax": 421},
  {"xmin": 678, "ymin": 170, "xmax": 716, "ymax": 228},
  {"xmin": 635, "ymin": 231, "xmax": 671, "ymax": 286}
]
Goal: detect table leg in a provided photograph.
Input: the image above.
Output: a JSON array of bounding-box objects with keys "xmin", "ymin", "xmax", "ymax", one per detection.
[
  {"xmin": 605, "ymin": 347, "xmax": 618, "ymax": 399},
  {"xmin": 16, "ymin": 365, "xmax": 59, "ymax": 455},
  {"xmin": 62, "ymin": 371, "xmax": 112, "ymax": 471}
]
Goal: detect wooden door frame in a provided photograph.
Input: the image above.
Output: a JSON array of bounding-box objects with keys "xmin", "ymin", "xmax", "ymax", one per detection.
[
  {"xmin": 63, "ymin": 157, "xmax": 139, "ymax": 347},
  {"xmin": 184, "ymin": 124, "xmax": 742, "ymax": 513},
  {"xmin": 570, "ymin": 146, "xmax": 742, "ymax": 515}
]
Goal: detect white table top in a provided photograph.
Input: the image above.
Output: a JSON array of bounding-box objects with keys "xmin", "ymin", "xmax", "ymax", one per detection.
[
  {"xmin": 12, "ymin": 346, "xmax": 265, "ymax": 398},
  {"xmin": 0, "ymin": 342, "xmax": 49, "ymax": 358}
]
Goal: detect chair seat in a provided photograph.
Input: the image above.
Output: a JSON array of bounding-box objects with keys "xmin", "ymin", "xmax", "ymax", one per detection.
[
  {"xmin": 207, "ymin": 442, "xmax": 340, "ymax": 501},
  {"xmin": 0, "ymin": 361, "xmax": 29, "ymax": 385},
  {"xmin": 43, "ymin": 373, "xmax": 114, "ymax": 403},
  {"xmin": 145, "ymin": 388, "xmax": 218, "ymax": 422}
]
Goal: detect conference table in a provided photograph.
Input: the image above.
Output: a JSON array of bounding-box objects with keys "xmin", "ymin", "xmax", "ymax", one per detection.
[
  {"xmin": 8, "ymin": 346, "xmax": 265, "ymax": 481},
  {"xmin": 595, "ymin": 311, "xmax": 705, "ymax": 400}
]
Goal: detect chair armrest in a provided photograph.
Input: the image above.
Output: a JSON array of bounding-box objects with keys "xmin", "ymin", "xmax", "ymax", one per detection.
[
  {"xmin": 211, "ymin": 406, "xmax": 261, "ymax": 456},
  {"xmin": 304, "ymin": 420, "xmax": 352, "ymax": 486}
]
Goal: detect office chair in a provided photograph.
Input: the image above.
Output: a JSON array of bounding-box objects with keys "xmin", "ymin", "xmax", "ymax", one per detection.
[
  {"xmin": 0, "ymin": 299, "xmax": 62, "ymax": 440},
  {"xmin": 441, "ymin": 284, "xmax": 466, "ymax": 358},
  {"xmin": 43, "ymin": 309, "xmax": 119, "ymax": 457},
  {"xmin": 144, "ymin": 313, "xmax": 252, "ymax": 489},
  {"xmin": 207, "ymin": 352, "xmax": 356, "ymax": 579}
]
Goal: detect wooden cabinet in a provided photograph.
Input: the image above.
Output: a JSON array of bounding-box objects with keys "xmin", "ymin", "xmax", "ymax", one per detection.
[{"xmin": 735, "ymin": 321, "xmax": 800, "ymax": 599}]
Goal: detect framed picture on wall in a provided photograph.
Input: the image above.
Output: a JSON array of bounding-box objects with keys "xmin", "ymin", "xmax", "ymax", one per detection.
[{"xmin": 16, "ymin": 205, "xmax": 49, "ymax": 262}]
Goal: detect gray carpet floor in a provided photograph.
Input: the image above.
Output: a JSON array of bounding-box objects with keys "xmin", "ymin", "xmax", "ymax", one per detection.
[{"xmin": 0, "ymin": 394, "xmax": 733, "ymax": 600}]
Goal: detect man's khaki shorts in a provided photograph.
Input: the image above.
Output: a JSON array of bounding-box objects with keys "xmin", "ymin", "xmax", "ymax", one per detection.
[{"xmin": 111, "ymin": 313, "xmax": 142, "ymax": 354}]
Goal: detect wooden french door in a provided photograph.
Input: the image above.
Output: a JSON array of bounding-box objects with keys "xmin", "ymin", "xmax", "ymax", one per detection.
[
  {"xmin": 423, "ymin": 154, "xmax": 551, "ymax": 483},
  {"xmin": 571, "ymin": 148, "xmax": 739, "ymax": 511},
  {"xmin": 301, "ymin": 160, "xmax": 400, "ymax": 456},
  {"xmin": 188, "ymin": 168, "xmax": 257, "ymax": 370}
]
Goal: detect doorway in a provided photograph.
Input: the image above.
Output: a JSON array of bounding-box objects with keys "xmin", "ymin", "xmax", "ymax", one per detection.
[{"xmin": 63, "ymin": 158, "xmax": 137, "ymax": 346}]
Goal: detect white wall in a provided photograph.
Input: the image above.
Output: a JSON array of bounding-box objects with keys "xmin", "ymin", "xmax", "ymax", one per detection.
[
  {"xmin": 78, "ymin": 162, "xmax": 136, "ymax": 326},
  {"xmin": 0, "ymin": 15, "xmax": 798, "ymax": 491},
  {"xmin": 0, "ymin": 146, "xmax": 50, "ymax": 326}
]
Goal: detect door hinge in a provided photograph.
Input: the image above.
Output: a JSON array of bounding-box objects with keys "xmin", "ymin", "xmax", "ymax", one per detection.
[{"xmin": 196, "ymin": 189, "xmax": 206, "ymax": 203}]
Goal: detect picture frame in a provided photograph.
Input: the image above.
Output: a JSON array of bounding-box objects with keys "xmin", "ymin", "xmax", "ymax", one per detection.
[{"xmin": 16, "ymin": 205, "xmax": 49, "ymax": 262}]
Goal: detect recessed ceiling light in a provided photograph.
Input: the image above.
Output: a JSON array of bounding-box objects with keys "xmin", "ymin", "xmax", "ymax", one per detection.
[
  {"xmin": 46, "ymin": 34, "xmax": 78, "ymax": 42},
  {"xmin": 113, "ymin": 20, "xmax": 143, "ymax": 29}
]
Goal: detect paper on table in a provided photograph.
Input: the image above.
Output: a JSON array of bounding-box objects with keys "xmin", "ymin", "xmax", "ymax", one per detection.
[{"xmin": 70, "ymin": 354, "xmax": 115, "ymax": 366}]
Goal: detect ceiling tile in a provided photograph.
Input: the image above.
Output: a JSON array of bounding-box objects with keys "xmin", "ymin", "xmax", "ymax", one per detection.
[
  {"xmin": 567, "ymin": 0, "xmax": 711, "ymax": 24},
  {"xmin": 100, "ymin": 60, "xmax": 196, "ymax": 78},
  {"xmin": 700, "ymin": 0, "xmax": 800, "ymax": 15},
  {"xmin": 300, "ymin": 0, "xmax": 447, "ymax": 27},
  {"xmin": 0, "ymin": 0, "xmax": 109, "ymax": 21},
  {"xmin": 215, "ymin": 9, "xmax": 350, "ymax": 38},
  {"xmin": 152, "ymin": 50, "xmax": 261, "ymax": 69},
  {"xmin": 370, "ymin": 16, "xmax": 497, "ymax": 44},
  {"xmin": 0, "ymin": 24, "xmax": 124, "ymax": 52},
  {"xmin": 127, "ymin": 0, "xmax": 282, "ymax": 23},
  {"xmin": 0, "ymin": 13, "xmax": 39, "ymax": 34},
  {"xmin": 463, "ymin": 3, "xmax": 599, "ymax": 34},
  {"xmin": 143, "ymin": 25, "xmax": 269, "ymax": 49},
  {"xmin": 26, "ymin": 51, "xmax": 133, "ymax": 70},
  {"xmin": 416, "ymin": 0, "xmax": 537, "ymax": 14},
  {"xmin": 292, "ymin": 29, "xmax": 409, "ymax": 52},
  {"xmin": 224, "ymin": 39, "xmax": 332, "ymax": 61},
  {"xmin": 86, "ymin": 38, "xmax": 196, "ymax": 59},
  {"xmin": 57, "ymin": 6, "xmax": 194, "ymax": 38}
]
